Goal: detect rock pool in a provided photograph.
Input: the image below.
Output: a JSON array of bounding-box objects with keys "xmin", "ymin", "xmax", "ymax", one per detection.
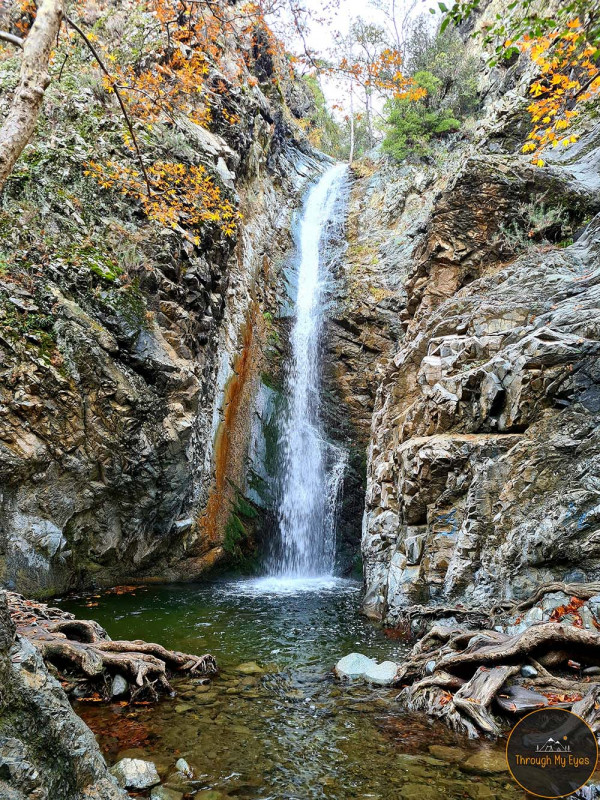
[{"xmin": 60, "ymin": 578, "xmax": 521, "ymax": 800}]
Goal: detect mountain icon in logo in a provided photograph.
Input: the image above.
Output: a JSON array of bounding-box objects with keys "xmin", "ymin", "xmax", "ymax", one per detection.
[{"xmin": 535, "ymin": 736, "xmax": 571, "ymax": 753}]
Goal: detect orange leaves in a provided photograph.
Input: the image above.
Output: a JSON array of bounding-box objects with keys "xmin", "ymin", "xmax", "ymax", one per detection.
[
  {"xmin": 85, "ymin": 159, "xmax": 239, "ymax": 236},
  {"xmin": 540, "ymin": 691, "xmax": 583, "ymax": 705},
  {"xmin": 549, "ymin": 596, "xmax": 585, "ymax": 626},
  {"xmin": 335, "ymin": 46, "xmax": 421, "ymax": 102},
  {"xmin": 519, "ymin": 17, "xmax": 599, "ymax": 163},
  {"xmin": 77, "ymin": 0, "xmax": 261, "ymax": 241}
]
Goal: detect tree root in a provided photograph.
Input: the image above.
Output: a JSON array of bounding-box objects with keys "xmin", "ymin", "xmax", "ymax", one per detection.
[
  {"xmin": 6, "ymin": 592, "xmax": 217, "ymax": 701},
  {"xmin": 396, "ymin": 616, "xmax": 600, "ymax": 738}
]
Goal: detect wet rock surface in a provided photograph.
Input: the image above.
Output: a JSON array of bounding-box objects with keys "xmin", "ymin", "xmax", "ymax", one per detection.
[
  {"xmin": 0, "ymin": 51, "xmax": 324, "ymax": 597},
  {"xmin": 111, "ymin": 758, "xmax": 161, "ymax": 789}
]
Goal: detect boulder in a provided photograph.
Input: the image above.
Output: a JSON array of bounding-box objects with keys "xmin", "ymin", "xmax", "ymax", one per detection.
[
  {"xmin": 175, "ymin": 758, "xmax": 193, "ymax": 777},
  {"xmin": 334, "ymin": 653, "xmax": 399, "ymax": 685},
  {"xmin": 111, "ymin": 674, "xmax": 129, "ymax": 698}
]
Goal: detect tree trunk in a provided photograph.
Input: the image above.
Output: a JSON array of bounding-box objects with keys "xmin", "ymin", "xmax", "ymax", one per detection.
[
  {"xmin": 349, "ymin": 79, "xmax": 355, "ymax": 166},
  {"xmin": 0, "ymin": 0, "xmax": 63, "ymax": 191},
  {"xmin": 365, "ymin": 88, "xmax": 373, "ymax": 149}
]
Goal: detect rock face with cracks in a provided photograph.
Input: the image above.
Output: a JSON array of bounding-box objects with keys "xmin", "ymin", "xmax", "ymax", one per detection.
[{"xmin": 361, "ymin": 137, "xmax": 600, "ymax": 622}]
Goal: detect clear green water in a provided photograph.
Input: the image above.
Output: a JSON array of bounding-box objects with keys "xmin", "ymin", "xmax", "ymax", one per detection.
[{"xmin": 59, "ymin": 578, "xmax": 520, "ymax": 800}]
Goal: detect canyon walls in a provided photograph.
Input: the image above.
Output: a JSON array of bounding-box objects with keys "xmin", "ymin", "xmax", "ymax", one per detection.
[
  {"xmin": 356, "ymin": 123, "xmax": 600, "ymax": 621},
  {"xmin": 0, "ymin": 11, "xmax": 325, "ymax": 596}
]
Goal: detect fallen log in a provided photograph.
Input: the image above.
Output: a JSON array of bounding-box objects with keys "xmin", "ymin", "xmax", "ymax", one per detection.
[{"xmin": 4, "ymin": 591, "xmax": 217, "ymax": 701}]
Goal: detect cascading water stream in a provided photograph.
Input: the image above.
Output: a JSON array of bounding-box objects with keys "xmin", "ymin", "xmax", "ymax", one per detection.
[{"xmin": 269, "ymin": 163, "xmax": 348, "ymax": 579}]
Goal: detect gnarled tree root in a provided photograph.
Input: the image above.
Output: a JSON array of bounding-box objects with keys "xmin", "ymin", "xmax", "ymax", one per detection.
[
  {"xmin": 6, "ymin": 592, "xmax": 217, "ymax": 701},
  {"xmin": 396, "ymin": 619, "xmax": 600, "ymax": 738}
]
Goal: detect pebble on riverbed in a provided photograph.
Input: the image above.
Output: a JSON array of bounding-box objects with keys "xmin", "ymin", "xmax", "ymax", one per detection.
[{"xmin": 151, "ymin": 786, "xmax": 184, "ymax": 800}]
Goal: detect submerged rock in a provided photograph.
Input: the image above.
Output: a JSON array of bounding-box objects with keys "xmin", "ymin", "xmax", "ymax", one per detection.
[
  {"xmin": 428, "ymin": 745, "xmax": 467, "ymax": 763},
  {"xmin": 235, "ymin": 661, "xmax": 264, "ymax": 675},
  {"xmin": 151, "ymin": 787, "xmax": 184, "ymax": 800},
  {"xmin": 461, "ymin": 750, "xmax": 508, "ymax": 775},
  {"xmin": 334, "ymin": 652, "xmax": 399, "ymax": 685},
  {"xmin": 111, "ymin": 758, "xmax": 161, "ymax": 789}
]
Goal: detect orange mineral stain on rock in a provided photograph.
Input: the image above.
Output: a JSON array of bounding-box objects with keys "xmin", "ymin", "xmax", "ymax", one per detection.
[{"xmin": 197, "ymin": 306, "xmax": 262, "ymax": 549}]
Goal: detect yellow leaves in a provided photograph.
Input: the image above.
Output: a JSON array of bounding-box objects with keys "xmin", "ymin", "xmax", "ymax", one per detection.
[
  {"xmin": 519, "ymin": 16, "xmax": 599, "ymax": 166},
  {"xmin": 536, "ymin": 159, "xmax": 545, "ymax": 167},
  {"xmin": 86, "ymin": 155, "xmax": 240, "ymax": 238}
]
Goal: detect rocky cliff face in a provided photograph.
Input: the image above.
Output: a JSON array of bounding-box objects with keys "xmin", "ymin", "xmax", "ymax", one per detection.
[
  {"xmin": 0, "ymin": 14, "xmax": 324, "ymax": 596},
  {"xmin": 359, "ymin": 120, "xmax": 600, "ymax": 620},
  {"xmin": 0, "ymin": 592, "xmax": 126, "ymax": 799}
]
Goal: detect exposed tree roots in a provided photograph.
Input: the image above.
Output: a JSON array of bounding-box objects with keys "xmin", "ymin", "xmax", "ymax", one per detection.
[
  {"xmin": 6, "ymin": 592, "xmax": 217, "ymax": 701},
  {"xmin": 395, "ymin": 589, "xmax": 600, "ymax": 738}
]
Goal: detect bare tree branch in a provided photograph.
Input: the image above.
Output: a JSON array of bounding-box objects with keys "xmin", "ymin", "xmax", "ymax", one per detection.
[
  {"xmin": 65, "ymin": 14, "xmax": 153, "ymax": 197},
  {"xmin": 0, "ymin": 29, "xmax": 23, "ymax": 47}
]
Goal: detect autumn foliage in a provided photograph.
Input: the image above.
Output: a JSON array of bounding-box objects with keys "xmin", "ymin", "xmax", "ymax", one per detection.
[
  {"xmin": 6, "ymin": 0, "xmax": 290, "ymax": 238},
  {"xmin": 518, "ymin": 18, "xmax": 599, "ymax": 163},
  {"xmin": 76, "ymin": 0, "xmax": 280, "ymax": 235},
  {"xmin": 440, "ymin": 0, "xmax": 599, "ymax": 164}
]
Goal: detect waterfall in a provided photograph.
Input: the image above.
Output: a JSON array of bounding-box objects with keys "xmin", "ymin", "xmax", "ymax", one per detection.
[{"xmin": 270, "ymin": 163, "xmax": 348, "ymax": 578}]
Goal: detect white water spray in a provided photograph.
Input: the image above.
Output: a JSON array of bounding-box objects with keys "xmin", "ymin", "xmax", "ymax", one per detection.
[{"xmin": 270, "ymin": 163, "xmax": 348, "ymax": 578}]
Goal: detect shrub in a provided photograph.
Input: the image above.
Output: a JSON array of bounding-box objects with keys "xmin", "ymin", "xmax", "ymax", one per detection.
[{"xmin": 382, "ymin": 72, "xmax": 461, "ymax": 161}]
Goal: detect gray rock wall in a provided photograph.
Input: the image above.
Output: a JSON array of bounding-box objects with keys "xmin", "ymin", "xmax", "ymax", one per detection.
[
  {"xmin": 0, "ymin": 66, "xmax": 322, "ymax": 596},
  {"xmin": 361, "ymin": 133, "xmax": 600, "ymax": 621}
]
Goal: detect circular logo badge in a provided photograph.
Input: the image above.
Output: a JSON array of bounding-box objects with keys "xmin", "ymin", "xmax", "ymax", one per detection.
[{"xmin": 506, "ymin": 707, "xmax": 598, "ymax": 798}]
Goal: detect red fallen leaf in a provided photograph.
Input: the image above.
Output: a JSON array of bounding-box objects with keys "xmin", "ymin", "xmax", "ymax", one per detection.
[
  {"xmin": 568, "ymin": 660, "xmax": 581, "ymax": 669},
  {"xmin": 382, "ymin": 626, "xmax": 410, "ymax": 640},
  {"xmin": 439, "ymin": 692, "xmax": 453, "ymax": 707},
  {"xmin": 106, "ymin": 585, "xmax": 145, "ymax": 595},
  {"xmin": 540, "ymin": 691, "xmax": 583, "ymax": 705}
]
